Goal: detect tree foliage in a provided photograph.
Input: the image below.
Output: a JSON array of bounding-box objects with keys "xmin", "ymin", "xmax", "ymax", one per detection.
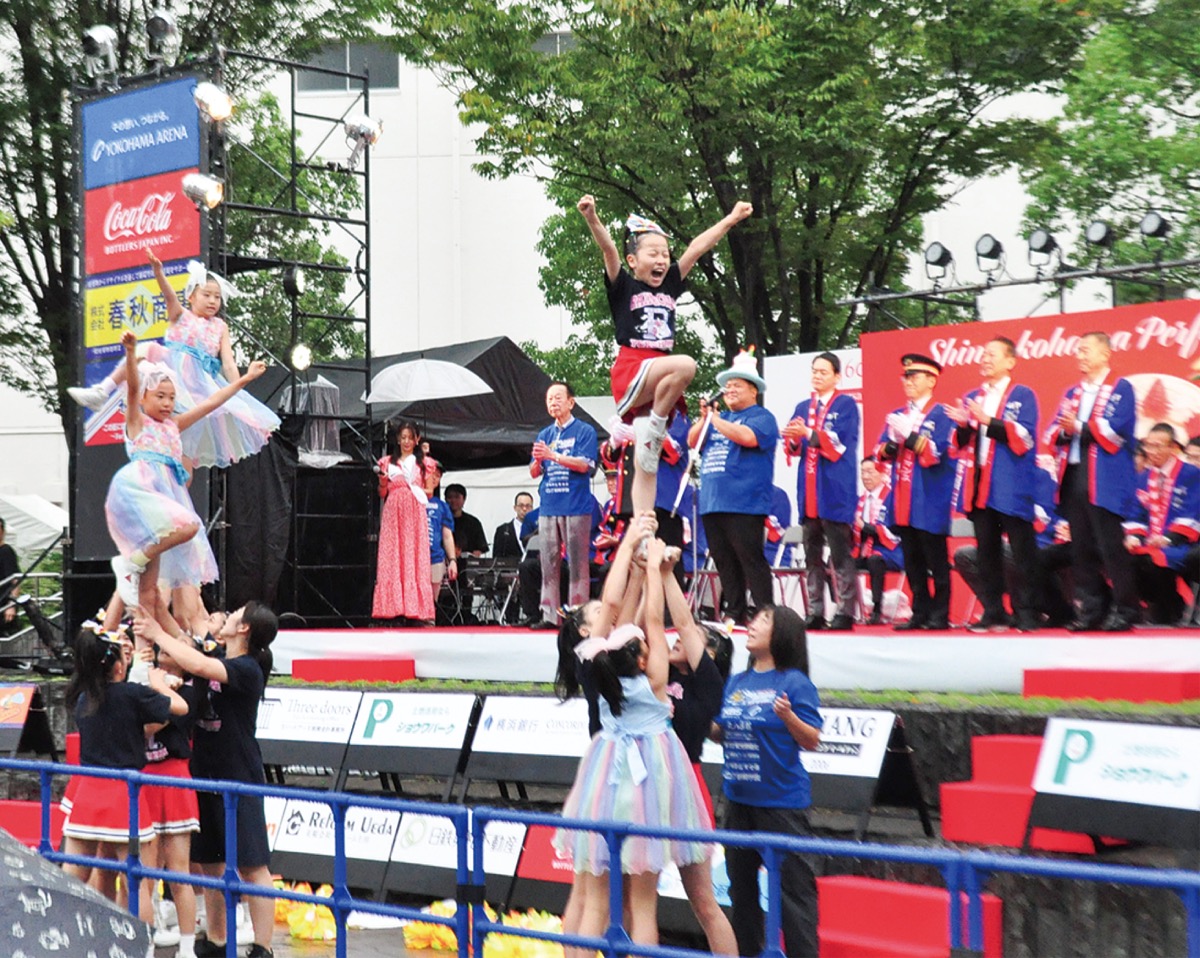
[
  {"xmin": 389, "ymin": 0, "xmax": 1096, "ymax": 362},
  {"xmin": 0, "ymin": 0, "xmax": 377, "ymax": 418},
  {"xmin": 1023, "ymin": 0, "xmax": 1200, "ymax": 296}
]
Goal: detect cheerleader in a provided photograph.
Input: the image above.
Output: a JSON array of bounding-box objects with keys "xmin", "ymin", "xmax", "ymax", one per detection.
[
  {"xmin": 372, "ymin": 419, "xmax": 434, "ymax": 621},
  {"xmin": 70, "ymin": 249, "xmax": 279, "ymax": 468},
  {"xmin": 60, "ymin": 625, "xmax": 188, "ymax": 919},
  {"xmin": 105, "ymin": 330, "xmax": 265, "ymax": 614}
]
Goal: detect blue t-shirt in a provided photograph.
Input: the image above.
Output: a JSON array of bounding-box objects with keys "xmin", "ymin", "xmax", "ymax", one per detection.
[
  {"xmin": 716, "ymin": 667, "xmax": 822, "ymax": 808},
  {"xmin": 535, "ymin": 417, "xmax": 598, "ymax": 517},
  {"xmin": 426, "ymin": 498, "xmax": 455, "ymax": 564},
  {"xmin": 698, "ymin": 404, "xmax": 779, "ymax": 516}
]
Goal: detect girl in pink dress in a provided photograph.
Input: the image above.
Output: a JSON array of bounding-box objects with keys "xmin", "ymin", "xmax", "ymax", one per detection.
[
  {"xmin": 372, "ymin": 420, "xmax": 435, "ymax": 621},
  {"xmin": 70, "ymin": 250, "xmax": 280, "ymax": 468}
]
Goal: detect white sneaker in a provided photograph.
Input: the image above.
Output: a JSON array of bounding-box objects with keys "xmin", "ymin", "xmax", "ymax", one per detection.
[
  {"xmin": 153, "ymin": 923, "xmax": 181, "ymax": 947},
  {"xmin": 633, "ymin": 417, "xmax": 664, "ymax": 474},
  {"xmin": 68, "ymin": 383, "xmax": 111, "ymax": 411},
  {"xmin": 111, "ymin": 555, "xmax": 142, "ymax": 608}
]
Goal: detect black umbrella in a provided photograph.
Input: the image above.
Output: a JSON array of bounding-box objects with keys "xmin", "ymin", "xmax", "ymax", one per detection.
[{"xmin": 0, "ymin": 827, "xmax": 152, "ymax": 956}]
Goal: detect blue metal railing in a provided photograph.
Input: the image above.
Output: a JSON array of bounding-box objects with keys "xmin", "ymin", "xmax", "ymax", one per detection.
[{"xmin": 6, "ymin": 757, "xmax": 1200, "ymax": 957}]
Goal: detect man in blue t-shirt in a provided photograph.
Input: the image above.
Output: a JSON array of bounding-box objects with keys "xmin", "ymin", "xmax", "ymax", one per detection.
[
  {"xmin": 530, "ymin": 381, "xmax": 598, "ymax": 629},
  {"xmin": 689, "ymin": 350, "xmax": 780, "ymax": 626}
]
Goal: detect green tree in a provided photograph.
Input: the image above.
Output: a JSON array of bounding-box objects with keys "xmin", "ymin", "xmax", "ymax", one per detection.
[
  {"xmin": 390, "ymin": 0, "xmax": 1095, "ymax": 362},
  {"xmin": 0, "ymin": 0, "xmax": 377, "ymax": 419},
  {"xmin": 1023, "ymin": 0, "xmax": 1200, "ymax": 295}
]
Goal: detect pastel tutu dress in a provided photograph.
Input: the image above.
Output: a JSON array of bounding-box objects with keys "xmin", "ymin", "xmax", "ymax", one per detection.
[
  {"xmin": 105, "ymin": 416, "xmax": 218, "ymax": 588},
  {"xmin": 146, "ymin": 308, "xmax": 280, "ymax": 467},
  {"xmin": 372, "ymin": 455, "xmax": 434, "ymax": 620},
  {"xmin": 554, "ymin": 673, "xmax": 712, "ymax": 875}
]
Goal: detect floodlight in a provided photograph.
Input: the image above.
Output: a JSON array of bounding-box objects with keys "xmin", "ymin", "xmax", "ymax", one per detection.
[
  {"xmin": 974, "ymin": 234, "xmax": 1003, "ymax": 276},
  {"xmin": 344, "ymin": 115, "xmax": 382, "ymax": 170},
  {"xmin": 193, "ymin": 81, "xmax": 234, "ymax": 123},
  {"xmin": 82, "ymin": 25, "xmax": 118, "ymax": 81},
  {"xmin": 283, "ymin": 265, "xmax": 306, "ymax": 299},
  {"xmin": 924, "ymin": 242, "xmax": 953, "ymax": 281},
  {"xmin": 291, "ymin": 343, "xmax": 313, "ymax": 372},
  {"xmin": 145, "ymin": 10, "xmax": 179, "ymax": 64},
  {"xmin": 1027, "ymin": 228, "xmax": 1058, "ymax": 268},
  {"xmin": 1085, "ymin": 220, "xmax": 1114, "ymax": 251},
  {"xmin": 181, "ymin": 173, "xmax": 224, "ymax": 210},
  {"xmin": 1139, "ymin": 211, "xmax": 1170, "ymax": 240}
]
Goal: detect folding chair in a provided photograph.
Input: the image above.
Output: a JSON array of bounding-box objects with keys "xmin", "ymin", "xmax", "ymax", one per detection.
[{"xmin": 770, "ymin": 525, "xmax": 808, "ymax": 615}]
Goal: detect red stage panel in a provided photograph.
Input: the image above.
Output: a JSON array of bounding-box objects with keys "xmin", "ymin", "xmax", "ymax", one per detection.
[
  {"xmin": 291, "ymin": 657, "xmax": 416, "ymax": 683},
  {"xmin": 817, "ymin": 875, "xmax": 1003, "ymax": 958},
  {"xmin": 1023, "ymin": 668, "xmax": 1200, "ymax": 703},
  {"xmin": 940, "ymin": 781, "xmax": 1096, "ymax": 853},
  {"xmin": 0, "ymin": 799, "xmax": 65, "ymax": 848},
  {"xmin": 970, "ymin": 734, "xmax": 1042, "ymax": 787}
]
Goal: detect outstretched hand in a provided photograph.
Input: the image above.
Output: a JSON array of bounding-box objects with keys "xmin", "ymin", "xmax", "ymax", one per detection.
[
  {"xmin": 146, "ymin": 248, "xmax": 161, "ymax": 268},
  {"xmin": 577, "ymin": 194, "xmax": 597, "ymax": 219},
  {"xmin": 244, "ymin": 360, "xmax": 267, "ymax": 381},
  {"xmin": 729, "ymin": 200, "xmax": 753, "ymax": 223},
  {"xmin": 121, "ymin": 329, "xmax": 138, "ymax": 350}
]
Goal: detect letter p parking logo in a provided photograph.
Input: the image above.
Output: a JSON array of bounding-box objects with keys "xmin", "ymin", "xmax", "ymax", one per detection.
[{"xmin": 1053, "ymin": 728, "xmax": 1094, "ymax": 785}]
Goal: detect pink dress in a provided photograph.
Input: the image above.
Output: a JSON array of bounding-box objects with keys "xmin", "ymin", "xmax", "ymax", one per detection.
[{"xmin": 372, "ymin": 455, "xmax": 434, "ymax": 620}]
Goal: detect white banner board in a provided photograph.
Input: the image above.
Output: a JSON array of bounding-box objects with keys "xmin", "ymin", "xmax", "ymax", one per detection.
[
  {"xmin": 470, "ymin": 696, "xmax": 591, "ymax": 758},
  {"xmin": 1033, "ymin": 718, "xmax": 1200, "ymax": 812},
  {"xmin": 390, "ymin": 810, "xmax": 526, "ymax": 876},
  {"xmin": 800, "ymin": 708, "xmax": 895, "ymax": 778},
  {"xmin": 348, "ymin": 692, "xmax": 476, "ymax": 750},
  {"xmin": 273, "ymin": 798, "xmax": 402, "ymax": 863},
  {"xmin": 255, "ymin": 688, "xmax": 363, "ymax": 744}
]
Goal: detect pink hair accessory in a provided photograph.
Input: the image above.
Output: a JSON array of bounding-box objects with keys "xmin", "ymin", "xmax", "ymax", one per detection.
[{"xmin": 575, "ymin": 622, "xmax": 646, "ymax": 662}]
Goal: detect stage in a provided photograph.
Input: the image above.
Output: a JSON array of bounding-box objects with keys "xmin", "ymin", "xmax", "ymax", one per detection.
[{"xmin": 272, "ymin": 624, "xmax": 1200, "ymax": 694}]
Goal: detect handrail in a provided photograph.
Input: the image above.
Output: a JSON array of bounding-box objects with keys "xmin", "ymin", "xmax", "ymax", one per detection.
[{"xmin": 3, "ymin": 757, "xmax": 1199, "ymax": 957}]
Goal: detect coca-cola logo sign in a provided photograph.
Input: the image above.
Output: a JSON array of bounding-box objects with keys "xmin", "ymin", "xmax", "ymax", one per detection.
[{"xmin": 102, "ymin": 192, "xmax": 174, "ymax": 241}]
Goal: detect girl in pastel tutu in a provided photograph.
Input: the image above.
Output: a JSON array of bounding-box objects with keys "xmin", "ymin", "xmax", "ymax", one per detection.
[
  {"xmin": 107, "ymin": 330, "xmax": 266, "ymax": 614},
  {"xmin": 60, "ymin": 624, "xmax": 188, "ymax": 932},
  {"xmin": 554, "ymin": 527, "xmax": 712, "ymax": 947},
  {"xmin": 70, "ymin": 249, "xmax": 280, "ymax": 468},
  {"xmin": 372, "ymin": 419, "xmax": 434, "ymax": 622}
]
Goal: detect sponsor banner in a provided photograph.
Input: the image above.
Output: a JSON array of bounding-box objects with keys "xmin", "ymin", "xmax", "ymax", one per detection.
[
  {"xmin": 255, "ymin": 689, "xmax": 363, "ymax": 744},
  {"xmin": 515, "ymin": 823, "xmax": 572, "ymax": 884},
  {"xmin": 274, "ymin": 798, "xmax": 401, "ymax": 862},
  {"xmin": 860, "ymin": 300, "xmax": 1200, "ymax": 454},
  {"xmin": 0, "ymin": 685, "xmax": 36, "ymax": 728},
  {"xmin": 81, "ymin": 77, "xmax": 201, "ymax": 191},
  {"xmin": 469, "ymin": 696, "xmax": 591, "ymax": 758},
  {"xmin": 1033, "ymin": 717, "xmax": 1200, "ymax": 812},
  {"xmin": 800, "ymin": 708, "xmax": 895, "ymax": 779},
  {"xmin": 347, "ymin": 693, "xmax": 475, "ymax": 749},
  {"xmin": 390, "ymin": 810, "xmax": 526, "ymax": 875},
  {"xmin": 84, "ymin": 169, "xmax": 201, "ymax": 275},
  {"xmin": 264, "ymin": 795, "xmax": 287, "ymax": 852}
]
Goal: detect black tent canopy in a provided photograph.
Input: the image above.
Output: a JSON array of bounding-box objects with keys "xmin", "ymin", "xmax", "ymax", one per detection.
[{"xmin": 248, "ymin": 336, "xmax": 607, "ymax": 471}]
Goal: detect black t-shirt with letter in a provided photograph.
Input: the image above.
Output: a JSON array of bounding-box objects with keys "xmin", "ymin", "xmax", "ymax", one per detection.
[
  {"xmin": 605, "ymin": 262, "xmax": 685, "ymax": 351},
  {"xmin": 190, "ymin": 655, "xmax": 266, "ymax": 785},
  {"xmin": 77, "ymin": 682, "xmax": 172, "ymax": 768}
]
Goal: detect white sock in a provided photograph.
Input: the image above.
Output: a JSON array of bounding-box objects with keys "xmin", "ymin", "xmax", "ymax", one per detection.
[
  {"xmin": 178, "ymin": 932, "xmax": 196, "ymax": 957},
  {"xmin": 100, "ymin": 375, "xmax": 116, "ymax": 393},
  {"xmin": 648, "ymin": 411, "xmax": 668, "ymax": 436}
]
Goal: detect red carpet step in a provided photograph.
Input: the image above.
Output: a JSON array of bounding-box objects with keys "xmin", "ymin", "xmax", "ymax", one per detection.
[
  {"xmin": 817, "ymin": 875, "xmax": 1003, "ymax": 957},
  {"xmin": 940, "ymin": 734, "xmax": 1097, "ymax": 853},
  {"xmin": 1023, "ymin": 668, "xmax": 1200, "ymax": 704},
  {"xmin": 291, "ymin": 656, "xmax": 416, "ymax": 682}
]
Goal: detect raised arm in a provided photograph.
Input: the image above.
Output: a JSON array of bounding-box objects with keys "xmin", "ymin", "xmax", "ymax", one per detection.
[
  {"xmin": 661, "ymin": 552, "xmax": 705, "ymax": 670},
  {"xmin": 642, "ymin": 538, "xmax": 669, "ymax": 697},
  {"xmin": 676, "ymin": 201, "xmax": 753, "ymax": 279},
  {"xmin": 147, "ymin": 248, "xmax": 183, "ymax": 323},
  {"xmin": 174, "ymin": 361, "xmax": 266, "ymax": 433},
  {"xmin": 133, "ymin": 609, "xmax": 229, "ymax": 685},
  {"xmin": 577, "ymin": 195, "xmax": 621, "ymax": 283},
  {"xmin": 597, "ymin": 513, "xmax": 655, "ymax": 635},
  {"xmin": 121, "ymin": 330, "xmax": 144, "ymax": 440}
]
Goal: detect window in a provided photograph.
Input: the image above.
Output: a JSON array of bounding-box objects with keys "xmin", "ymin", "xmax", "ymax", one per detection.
[
  {"xmin": 296, "ymin": 42, "xmax": 400, "ymax": 92},
  {"xmin": 532, "ymin": 31, "xmax": 575, "ymax": 55}
]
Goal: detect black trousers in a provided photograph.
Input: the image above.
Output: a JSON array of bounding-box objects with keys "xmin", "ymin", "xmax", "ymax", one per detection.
[
  {"xmin": 1060, "ymin": 464, "xmax": 1139, "ymax": 623},
  {"xmin": 856, "ymin": 553, "xmax": 888, "ymax": 607},
  {"xmin": 1132, "ymin": 555, "xmax": 1185, "ymax": 624},
  {"xmin": 1033, "ymin": 542, "xmax": 1075, "ymax": 624},
  {"xmin": 968, "ymin": 507, "xmax": 1040, "ymax": 627},
  {"xmin": 898, "ymin": 526, "xmax": 950, "ymax": 626},
  {"xmin": 702, "ymin": 512, "xmax": 774, "ymax": 625},
  {"xmin": 802, "ymin": 518, "xmax": 856, "ymax": 619},
  {"xmin": 722, "ymin": 801, "xmax": 818, "ymax": 958}
]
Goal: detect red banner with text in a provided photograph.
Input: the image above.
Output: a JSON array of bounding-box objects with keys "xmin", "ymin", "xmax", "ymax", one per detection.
[{"xmin": 860, "ymin": 299, "xmax": 1200, "ymax": 451}]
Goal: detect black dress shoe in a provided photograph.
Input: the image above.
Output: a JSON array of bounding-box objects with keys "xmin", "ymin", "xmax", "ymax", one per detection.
[
  {"xmin": 827, "ymin": 614, "xmax": 855, "ymax": 631},
  {"xmin": 893, "ymin": 619, "xmax": 926, "ymax": 631},
  {"xmin": 1099, "ymin": 613, "xmax": 1133, "ymax": 632},
  {"xmin": 1066, "ymin": 617, "xmax": 1102, "ymax": 632},
  {"xmin": 1015, "ymin": 618, "xmax": 1041, "ymax": 633},
  {"xmin": 867, "ymin": 610, "xmax": 883, "ymax": 626},
  {"xmin": 924, "ymin": 619, "xmax": 950, "ymax": 631},
  {"xmin": 804, "ymin": 615, "xmax": 827, "ymax": 631},
  {"xmin": 967, "ymin": 614, "xmax": 1009, "ymax": 633}
]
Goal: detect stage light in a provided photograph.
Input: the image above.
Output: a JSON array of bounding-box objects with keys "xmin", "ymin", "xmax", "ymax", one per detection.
[
  {"xmin": 146, "ymin": 9, "xmax": 179, "ymax": 64},
  {"xmin": 181, "ymin": 173, "xmax": 224, "ymax": 210},
  {"xmin": 82, "ymin": 25, "xmax": 118, "ymax": 81},
  {"xmin": 1085, "ymin": 220, "xmax": 1114, "ymax": 251},
  {"xmin": 924, "ymin": 242, "xmax": 953, "ymax": 282},
  {"xmin": 344, "ymin": 115, "xmax": 382, "ymax": 170},
  {"xmin": 974, "ymin": 234, "xmax": 1003, "ymax": 276},
  {"xmin": 291, "ymin": 343, "xmax": 313, "ymax": 372},
  {"xmin": 1027, "ymin": 228, "xmax": 1058, "ymax": 268},
  {"xmin": 283, "ymin": 265, "xmax": 306, "ymax": 299},
  {"xmin": 1139, "ymin": 210, "xmax": 1170, "ymax": 240},
  {"xmin": 193, "ymin": 81, "xmax": 234, "ymax": 123}
]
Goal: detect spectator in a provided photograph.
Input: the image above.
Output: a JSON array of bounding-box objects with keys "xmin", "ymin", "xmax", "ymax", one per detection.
[
  {"xmin": 444, "ymin": 483, "xmax": 488, "ymax": 557},
  {"xmin": 530, "ymin": 381, "xmax": 599, "ymax": 629},
  {"xmin": 853, "ymin": 459, "xmax": 902, "ymax": 625},
  {"xmin": 493, "ymin": 492, "xmax": 535, "ymax": 560},
  {"xmin": 0, "ymin": 517, "xmax": 18, "ymax": 633}
]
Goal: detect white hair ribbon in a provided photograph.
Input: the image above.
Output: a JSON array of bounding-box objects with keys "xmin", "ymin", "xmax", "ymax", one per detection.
[
  {"xmin": 182, "ymin": 259, "xmax": 240, "ymax": 304},
  {"xmin": 138, "ymin": 360, "xmax": 175, "ymax": 394}
]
